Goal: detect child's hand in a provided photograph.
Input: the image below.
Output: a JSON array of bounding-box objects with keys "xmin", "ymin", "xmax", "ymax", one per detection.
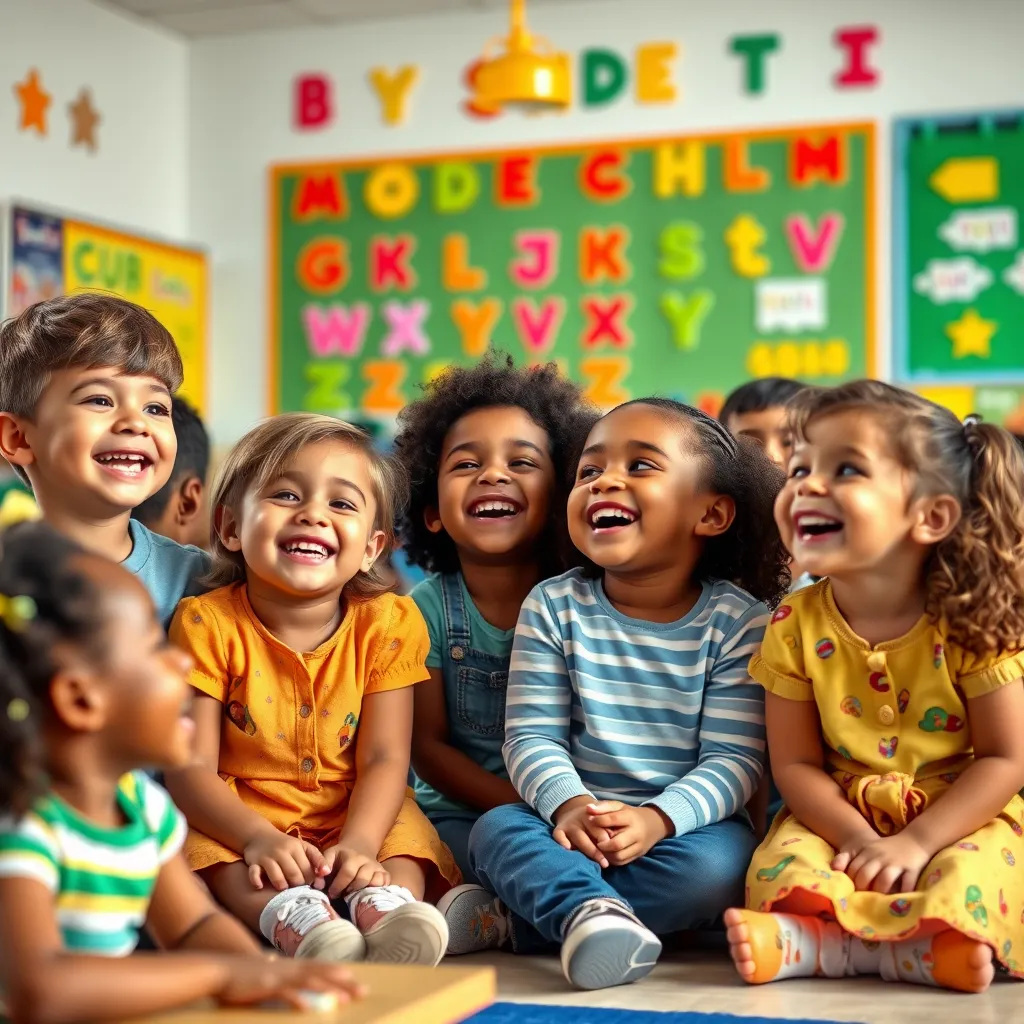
[
  {"xmin": 552, "ymin": 796, "xmax": 613, "ymax": 868},
  {"xmin": 320, "ymin": 844, "xmax": 390, "ymax": 898},
  {"xmin": 217, "ymin": 954, "xmax": 366, "ymax": 1008},
  {"xmin": 588, "ymin": 802, "xmax": 672, "ymax": 866},
  {"xmin": 831, "ymin": 832, "xmax": 932, "ymax": 894},
  {"xmin": 243, "ymin": 832, "xmax": 325, "ymax": 891}
]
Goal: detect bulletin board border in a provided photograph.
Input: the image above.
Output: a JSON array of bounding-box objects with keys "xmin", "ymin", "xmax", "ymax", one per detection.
[
  {"xmin": 268, "ymin": 120, "xmax": 877, "ymax": 415},
  {"xmin": 892, "ymin": 108, "xmax": 1024, "ymax": 386}
]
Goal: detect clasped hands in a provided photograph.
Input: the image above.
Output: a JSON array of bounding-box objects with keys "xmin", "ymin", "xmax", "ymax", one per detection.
[
  {"xmin": 831, "ymin": 828, "xmax": 933, "ymax": 895},
  {"xmin": 242, "ymin": 831, "xmax": 388, "ymax": 898},
  {"xmin": 551, "ymin": 795, "xmax": 672, "ymax": 868}
]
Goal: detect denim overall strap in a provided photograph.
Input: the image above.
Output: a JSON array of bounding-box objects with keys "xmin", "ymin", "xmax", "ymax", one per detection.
[{"xmin": 440, "ymin": 572, "xmax": 471, "ymax": 662}]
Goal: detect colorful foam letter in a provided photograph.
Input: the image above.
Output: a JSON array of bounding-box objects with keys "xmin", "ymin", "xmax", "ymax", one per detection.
[
  {"xmin": 304, "ymin": 362, "xmax": 351, "ymax": 413},
  {"xmin": 434, "ymin": 162, "xmax": 481, "ymax": 214},
  {"xmin": 580, "ymin": 356, "xmax": 630, "ymax": 408},
  {"xmin": 297, "ymin": 239, "xmax": 349, "ymax": 294},
  {"xmin": 724, "ymin": 138, "xmax": 771, "ymax": 192},
  {"xmin": 583, "ymin": 49, "xmax": 627, "ymax": 106},
  {"xmin": 380, "ymin": 300, "xmax": 430, "ymax": 356},
  {"xmin": 511, "ymin": 297, "xmax": 565, "ymax": 355},
  {"xmin": 302, "ymin": 303, "xmax": 370, "ymax": 358},
  {"xmin": 636, "ymin": 42, "xmax": 678, "ymax": 104},
  {"xmin": 443, "ymin": 234, "xmax": 486, "ymax": 292},
  {"xmin": 654, "ymin": 142, "xmax": 706, "ymax": 198},
  {"xmin": 294, "ymin": 73, "xmax": 333, "ymax": 130},
  {"xmin": 362, "ymin": 360, "xmax": 407, "ymax": 415},
  {"xmin": 659, "ymin": 222, "xmax": 705, "ymax": 281},
  {"xmin": 580, "ymin": 227, "xmax": 631, "ymax": 285},
  {"xmin": 785, "ymin": 213, "xmax": 845, "ymax": 273},
  {"xmin": 293, "ymin": 173, "xmax": 348, "ymax": 221},
  {"xmin": 580, "ymin": 150, "xmax": 631, "ymax": 202},
  {"xmin": 510, "ymin": 230, "xmax": 560, "ymax": 289},
  {"xmin": 834, "ymin": 26, "xmax": 880, "ymax": 88},
  {"xmin": 368, "ymin": 65, "xmax": 420, "ymax": 125},
  {"xmin": 451, "ymin": 298, "xmax": 503, "ymax": 357},
  {"xmin": 581, "ymin": 294, "xmax": 634, "ymax": 349},
  {"xmin": 791, "ymin": 134, "xmax": 847, "ymax": 186},
  {"xmin": 370, "ymin": 235, "xmax": 417, "ymax": 292},
  {"xmin": 725, "ymin": 215, "xmax": 770, "ymax": 277},
  {"xmin": 364, "ymin": 163, "xmax": 419, "ymax": 219},
  {"xmin": 660, "ymin": 290, "xmax": 715, "ymax": 351},
  {"xmin": 728, "ymin": 34, "xmax": 780, "ymax": 95},
  {"xmin": 496, "ymin": 155, "xmax": 539, "ymax": 207}
]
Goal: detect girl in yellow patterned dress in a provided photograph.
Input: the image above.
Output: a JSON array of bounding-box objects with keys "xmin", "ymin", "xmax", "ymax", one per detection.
[{"xmin": 725, "ymin": 381, "xmax": 1024, "ymax": 994}]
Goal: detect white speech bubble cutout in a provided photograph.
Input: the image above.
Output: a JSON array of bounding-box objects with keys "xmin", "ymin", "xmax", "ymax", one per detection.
[
  {"xmin": 913, "ymin": 258, "xmax": 993, "ymax": 304},
  {"xmin": 755, "ymin": 279, "xmax": 827, "ymax": 333}
]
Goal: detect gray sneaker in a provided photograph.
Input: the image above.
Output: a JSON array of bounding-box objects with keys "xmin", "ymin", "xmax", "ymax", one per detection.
[
  {"xmin": 436, "ymin": 884, "xmax": 511, "ymax": 955},
  {"xmin": 560, "ymin": 899, "xmax": 661, "ymax": 990}
]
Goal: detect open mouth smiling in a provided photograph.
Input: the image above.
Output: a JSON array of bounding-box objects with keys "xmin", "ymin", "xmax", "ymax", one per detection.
[
  {"xmin": 93, "ymin": 450, "xmax": 153, "ymax": 478},
  {"xmin": 587, "ymin": 501, "xmax": 639, "ymax": 533},
  {"xmin": 793, "ymin": 510, "xmax": 844, "ymax": 543},
  {"xmin": 467, "ymin": 496, "xmax": 522, "ymax": 521},
  {"xmin": 279, "ymin": 536, "xmax": 337, "ymax": 563}
]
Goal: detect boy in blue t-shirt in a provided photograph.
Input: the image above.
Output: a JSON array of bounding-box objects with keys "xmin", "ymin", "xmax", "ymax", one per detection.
[{"xmin": 0, "ymin": 294, "xmax": 208, "ymax": 628}]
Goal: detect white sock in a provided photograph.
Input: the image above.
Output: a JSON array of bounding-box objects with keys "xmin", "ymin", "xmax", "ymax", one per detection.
[{"xmin": 880, "ymin": 935, "xmax": 940, "ymax": 984}]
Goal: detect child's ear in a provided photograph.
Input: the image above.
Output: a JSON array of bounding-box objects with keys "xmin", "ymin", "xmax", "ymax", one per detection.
[
  {"xmin": 49, "ymin": 666, "xmax": 107, "ymax": 733},
  {"xmin": 694, "ymin": 494, "xmax": 736, "ymax": 538},
  {"xmin": 215, "ymin": 504, "xmax": 243, "ymax": 552},
  {"xmin": 361, "ymin": 529, "xmax": 387, "ymax": 573},
  {"xmin": 424, "ymin": 506, "xmax": 445, "ymax": 535},
  {"xmin": 0, "ymin": 413, "xmax": 35, "ymax": 470},
  {"xmin": 175, "ymin": 476, "xmax": 204, "ymax": 528},
  {"xmin": 911, "ymin": 494, "xmax": 961, "ymax": 546}
]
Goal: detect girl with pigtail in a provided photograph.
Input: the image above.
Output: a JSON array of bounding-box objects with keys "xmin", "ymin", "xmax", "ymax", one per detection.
[{"xmin": 727, "ymin": 380, "xmax": 1024, "ymax": 994}]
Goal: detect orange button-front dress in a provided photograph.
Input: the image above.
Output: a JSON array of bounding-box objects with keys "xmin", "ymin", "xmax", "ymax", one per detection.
[{"xmin": 170, "ymin": 583, "xmax": 460, "ymax": 901}]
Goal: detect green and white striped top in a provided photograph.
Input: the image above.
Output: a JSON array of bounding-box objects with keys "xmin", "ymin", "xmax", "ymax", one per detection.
[{"xmin": 0, "ymin": 772, "xmax": 185, "ymax": 956}]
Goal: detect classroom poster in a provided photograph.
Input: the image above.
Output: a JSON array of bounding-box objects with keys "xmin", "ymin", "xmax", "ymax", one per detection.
[
  {"xmin": 5, "ymin": 204, "xmax": 209, "ymax": 413},
  {"xmin": 269, "ymin": 123, "xmax": 875, "ymax": 420}
]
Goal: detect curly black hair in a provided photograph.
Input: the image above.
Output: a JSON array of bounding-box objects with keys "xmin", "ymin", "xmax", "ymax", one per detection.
[
  {"xmin": 394, "ymin": 354, "xmax": 598, "ymax": 575},
  {"xmin": 585, "ymin": 398, "xmax": 791, "ymax": 608},
  {"xmin": 0, "ymin": 521, "xmax": 109, "ymax": 816}
]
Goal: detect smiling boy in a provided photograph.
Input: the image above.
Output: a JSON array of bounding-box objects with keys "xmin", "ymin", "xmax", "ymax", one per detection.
[{"xmin": 0, "ymin": 295, "xmax": 209, "ymax": 628}]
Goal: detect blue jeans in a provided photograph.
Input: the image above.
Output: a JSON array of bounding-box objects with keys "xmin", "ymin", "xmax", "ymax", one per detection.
[
  {"xmin": 469, "ymin": 802, "xmax": 757, "ymax": 952},
  {"xmin": 428, "ymin": 811, "xmax": 481, "ymax": 885}
]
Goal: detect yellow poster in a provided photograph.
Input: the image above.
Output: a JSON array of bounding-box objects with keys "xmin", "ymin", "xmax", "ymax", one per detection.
[{"xmin": 63, "ymin": 220, "xmax": 207, "ymax": 413}]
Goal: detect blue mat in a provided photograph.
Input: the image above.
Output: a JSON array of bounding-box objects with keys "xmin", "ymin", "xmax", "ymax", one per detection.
[{"xmin": 469, "ymin": 1006, "xmax": 856, "ymax": 1024}]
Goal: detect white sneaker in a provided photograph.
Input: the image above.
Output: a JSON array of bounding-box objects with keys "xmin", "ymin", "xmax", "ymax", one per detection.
[
  {"xmin": 346, "ymin": 884, "xmax": 449, "ymax": 966},
  {"xmin": 560, "ymin": 898, "xmax": 662, "ymax": 990},
  {"xmin": 436, "ymin": 884, "xmax": 511, "ymax": 955},
  {"xmin": 261, "ymin": 887, "xmax": 366, "ymax": 962}
]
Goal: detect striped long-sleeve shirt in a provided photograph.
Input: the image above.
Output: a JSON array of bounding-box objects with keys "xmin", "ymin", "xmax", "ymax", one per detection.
[{"xmin": 503, "ymin": 569, "xmax": 769, "ymax": 836}]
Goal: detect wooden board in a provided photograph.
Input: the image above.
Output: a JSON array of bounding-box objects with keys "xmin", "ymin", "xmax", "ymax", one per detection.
[{"xmin": 120, "ymin": 963, "xmax": 495, "ymax": 1024}]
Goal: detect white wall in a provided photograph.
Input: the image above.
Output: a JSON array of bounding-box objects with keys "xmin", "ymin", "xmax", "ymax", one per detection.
[
  {"xmin": 190, "ymin": 0, "xmax": 1024, "ymax": 444},
  {"xmin": 1, "ymin": 0, "xmax": 190, "ymax": 239}
]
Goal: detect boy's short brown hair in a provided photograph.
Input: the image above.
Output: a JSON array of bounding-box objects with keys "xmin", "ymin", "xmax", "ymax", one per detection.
[{"xmin": 0, "ymin": 294, "xmax": 184, "ymax": 420}]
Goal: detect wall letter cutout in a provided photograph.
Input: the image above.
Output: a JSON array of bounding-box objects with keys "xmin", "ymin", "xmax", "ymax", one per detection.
[
  {"xmin": 660, "ymin": 290, "xmax": 715, "ymax": 351},
  {"xmin": 297, "ymin": 239, "xmax": 349, "ymax": 294},
  {"xmin": 364, "ymin": 163, "xmax": 419, "ymax": 219},
  {"xmin": 790, "ymin": 134, "xmax": 847, "ymax": 186},
  {"xmin": 511, "ymin": 297, "xmax": 565, "ymax": 355},
  {"xmin": 580, "ymin": 227, "xmax": 631, "ymax": 285},
  {"xmin": 724, "ymin": 138, "xmax": 771, "ymax": 193},
  {"xmin": 510, "ymin": 230, "xmax": 560, "ymax": 289},
  {"xmin": 580, "ymin": 356, "xmax": 630, "ymax": 408},
  {"xmin": 304, "ymin": 362, "xmax": 351, "ymax": 412},
  {"xmin": 380, "ymin": 300, "xmax": 431, "ymax": 356},
  {"xmin": 785, "ymin": 213, "xmax": 845, "ymax": 273},
  {"xmin": 583, "ymin": 49, "xmax": 627, "ymax": 106},
  {"xmin": 834, "ymin": 26, "xmax": 880, "ymax": 88},
  {"xmin": 362, "ymin": 360, "xmax": 407, "ymax": 415},
  {"xmin": 370, "ymin": 235, "xmax": 417, "ymax": 292},
  {"xmin": 725, "ymin": 215, "xmax": 770, "ymax": 277},
  {"xmin": 496, "ymin": 155, "xmax": 539, "ymax": 207},
  {"xmin": 294, "ymin": 74, "xmax": 333, "ymax": 130},
  {"xmin": 368, "ymin": 65, "xmax": 420, "ymax": 125},
  {"xmin": 636, "ymin": 42, "xmax": 678, "ymax": 104},
  {"xmin": 728, "ymin": 34, "xmax": 780, "ymax": 95},
  {"xmin": 302, "ymin": 303, "xmax": 370, "ymax": 358},
  {"xmin": 654, "ymin": 142, "xmax": 706, "ymax": 198},
  {"xmin": 443, "ymin": 234, "xmax": 487, "ymax": 292},
  {"xmin": 293, "ymin": 173, "xmax": 348, "ymax": 221},
  {"xmin": 659, "ymin": 222, "xmax": 705, "ymax": 281},
  {"xmin": 452, "ymin": 298, "xmax": 503, "ymax": 357},
  {"xmin": 580, "ymin": 150, "xmax": 631, "ymax": 203},
  {"xmin": 581, "ymin": 293, "xmax": 634, "ymax": 349},
  {"xmin": 434, "ymin": 162, "xmax": 480, "ymax": 214}
]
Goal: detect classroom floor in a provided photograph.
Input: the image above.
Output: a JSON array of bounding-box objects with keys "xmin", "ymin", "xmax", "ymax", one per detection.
[{"xmin": 477, "ymin": 948, "xmax": 1018, "ymax": 1023}]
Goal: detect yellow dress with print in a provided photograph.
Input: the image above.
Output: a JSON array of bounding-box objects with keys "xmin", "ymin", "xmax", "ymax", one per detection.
[{"xmin": 746, "ymin": 579, "xmax": 1024, "ymax": 975}]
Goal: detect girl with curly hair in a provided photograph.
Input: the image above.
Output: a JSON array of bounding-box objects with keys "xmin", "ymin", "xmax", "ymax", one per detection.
[
  {"xmin": 726, "ymin": 380, "xmax": 1024, "ymax": 994},
  {"xmin": 392, "ymin": 355, "xmax": 596, "ymax": 886},
  {"xmin": 441, "ymin": 398, "xmax": 788, "ymax": 990}
]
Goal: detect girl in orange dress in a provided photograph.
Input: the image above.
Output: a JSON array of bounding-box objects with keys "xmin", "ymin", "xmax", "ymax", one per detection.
[
  {"xmin": 726, "ymin": 381, "xmax": 1024, "ymax": 994},
  {"xmin": 166, "ymin": 415, "xmax": 459, "ymax": 968}
]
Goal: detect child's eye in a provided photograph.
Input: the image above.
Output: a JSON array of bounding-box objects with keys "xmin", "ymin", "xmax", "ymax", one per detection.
[
  {"xmin": 578, "ymin": 465, "xmax": 600, "ymax": 480},
  {"xmin": 629, "ymin": 459, "xmax": 657, "ymax": 472},
  {"xmin": 509, "ymin": 459, "xmax": 536, "ymax": 469},
  {"xmin": 837, "ymin": 463, "xmax": 864, "ymax": 478},
  {"xmin": 144, "ymin": 403, "xmax": 170, "ymax": 417},
  {"xmin": 330, "ymin": 499, "xmax": 356, "ymax": 512},
  {"xmin": 452, "ymin": 460, "xmax": 479, "ymax": 471},
  {"xmin": 270, "ymin": 490, "xmax": 299, "ymax": 501},
  {"xmin": 788, "ymin": 465, "xmax": 809, "ymax": 479},
  {"xmin": 83, "ymin": 395, "xmax": 114, "ymax": 408}
]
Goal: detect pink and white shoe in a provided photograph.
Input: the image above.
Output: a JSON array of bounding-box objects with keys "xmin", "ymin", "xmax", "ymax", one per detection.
[
  {"xmin": 346, "ymin": 885, "xmax": 448, "ymax": 965},
  {"xmin": 259, "ymin": 885, "xmax": 366, "ymax": 962}
]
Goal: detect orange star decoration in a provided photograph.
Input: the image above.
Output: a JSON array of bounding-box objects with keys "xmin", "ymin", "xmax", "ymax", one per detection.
[
  {"xmin": 945, "ymin": 308, "xmax": 997, "ymax": 359},
  {"xmin": 13, "ymin": 69, "xmax": 51, "ymax": 136},
  {"xmin": 68, "ymin": 88, "xmax": 101, "ymax": 153}
]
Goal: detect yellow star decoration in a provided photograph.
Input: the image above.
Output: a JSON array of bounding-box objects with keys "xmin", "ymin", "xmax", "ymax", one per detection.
[
  {"xmin": 945, "ymin": 308, "xmax": 997, "ymax": 360},
  {"xmin": 13, "ymin": 68, "xmax": 51, "ymax": 135}
]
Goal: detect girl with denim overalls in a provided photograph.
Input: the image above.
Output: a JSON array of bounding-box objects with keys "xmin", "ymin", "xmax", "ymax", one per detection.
[{"xmin": 393, "ymin": 356, "xmax": 596, "ymax": 883}]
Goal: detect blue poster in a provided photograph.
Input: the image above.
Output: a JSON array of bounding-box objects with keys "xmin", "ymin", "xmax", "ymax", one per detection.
[{"xmin": 9, "ymin": 206, "xmax": 64, "ymax": 317}]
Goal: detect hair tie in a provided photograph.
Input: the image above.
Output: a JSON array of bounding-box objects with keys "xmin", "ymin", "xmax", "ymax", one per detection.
[{"xmin": 0, "ymin": 594, "xmax": 36, "ymax": 632}]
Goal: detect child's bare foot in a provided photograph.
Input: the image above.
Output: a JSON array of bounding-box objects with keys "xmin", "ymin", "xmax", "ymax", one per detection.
[
  {"xmin": 725, "ymin": 908, "xmax": 794, "ymax": 984},
  {"xmin": 930, "ymin": 931, "xmax": 994, "ymax": 993}
]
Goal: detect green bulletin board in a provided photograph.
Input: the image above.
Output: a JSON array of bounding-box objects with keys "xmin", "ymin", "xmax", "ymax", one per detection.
[
  {"xmin": 894, "ymin": 111, "xmax": 1024, "ymax": 384},
  {"xmin": 269, "ymin": 122, "xmax": 875, "ymax": 420}
]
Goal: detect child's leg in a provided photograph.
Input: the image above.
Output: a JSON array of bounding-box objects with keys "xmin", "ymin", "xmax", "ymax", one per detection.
[
  {"xmin": 202, "ymin": 862, "xmax": 364, "ymax": 962},
  {"xmin": 426, "ymin": 812, "xmax": 479, "ymax": 885},
  {"xmin": 724, "ymin": 910, "xmax": 994, "ymax": 993}
]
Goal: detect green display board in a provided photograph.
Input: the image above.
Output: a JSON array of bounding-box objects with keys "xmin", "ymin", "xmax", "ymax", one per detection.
[
  {"xmin": 895, "ymin": 112, "xmax": 1024, "ymax": 384},
  {"xmin": 269, "ymin": 123, "xmax": 875, "ymax": 419}
]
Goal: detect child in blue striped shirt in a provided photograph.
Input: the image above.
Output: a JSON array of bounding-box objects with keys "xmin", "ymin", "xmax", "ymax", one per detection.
[{"xmin": 439, "ymin": 398, "xmax": 790, "ymax": 990}]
